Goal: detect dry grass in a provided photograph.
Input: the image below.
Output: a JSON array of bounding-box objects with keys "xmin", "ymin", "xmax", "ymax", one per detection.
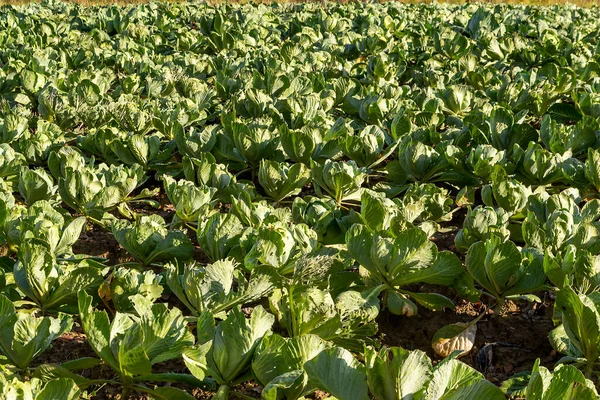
[
  {"xmin": 0, "ymin": 0, "xmax": 597, "ymax": 10},
  {"xmin": 0, "ymin": 0, "xmax": 170, "ymax": 5},
  {"xmin": 435, "ymin": 0, "xmax": 599, "ymax": 7}
]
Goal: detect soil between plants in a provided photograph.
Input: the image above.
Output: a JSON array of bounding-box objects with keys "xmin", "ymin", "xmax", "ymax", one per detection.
[{"xmin": 377, "ymin": 296, "xmax": 557, "ymax": 384}]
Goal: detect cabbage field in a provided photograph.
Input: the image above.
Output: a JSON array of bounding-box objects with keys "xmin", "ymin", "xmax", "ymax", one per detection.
[{"xmin": 1, "ymin": 0, "xmax": 600, "ymax": 399}]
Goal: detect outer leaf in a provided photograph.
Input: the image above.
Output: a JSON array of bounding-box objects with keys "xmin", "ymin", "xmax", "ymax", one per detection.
[
  {"xmin": 304, "ymin": 347, "xmax": 369, "ymax": 400},
  {"xmin": 261, "ymin": 370, "xmax": 305, "ymax": 400},
  {"xmin": 209, "ymin": 306, "xmax": 274, "ymax": 384},
  {"xmin": 439, "ymin": 379, "xmax": 506, "ymax": 400},
  {"xmin": 37, "ymin": 378, "xmax": 81, "ymax": 400},
  {"xmin": 54, "ymin": 217, "xmax": 87, "ymax": 256},
  {"xmin": 431, "ymin": 323, "xmax": 476, "ymax": 358},
  {"xmin": 405, "ymin": 292, "xmax": 454, "ymax": 312},
  {"xmin": 425, "ymin": 359, "xmax": 483, "ymax": 400},
  {"xmin": 555, "ymin": 287, "xmax": 600, "ymax": 366},
  {"xmin": 365, "ymin": 346, "xmax": 432, "ymax": 400},
  {"xmin": 78, "ymin": 292, "xmax": 120, "ymax": 372}
]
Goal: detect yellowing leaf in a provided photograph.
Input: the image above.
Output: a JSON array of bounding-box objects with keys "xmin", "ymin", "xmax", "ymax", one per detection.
[{"xmin": 432, "ymin": 322, "xmax": 477, "ymax": 358}]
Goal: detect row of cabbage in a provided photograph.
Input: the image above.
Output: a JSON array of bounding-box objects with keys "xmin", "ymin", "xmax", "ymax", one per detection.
[{"xmin": 2, "ymin": 0, "xmax": 600, "ymax": 399}]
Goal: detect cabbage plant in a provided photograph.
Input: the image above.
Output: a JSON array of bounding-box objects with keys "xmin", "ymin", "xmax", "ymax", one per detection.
[
  {"xmin": 0, "ymin": 295, "xmax": 72, "ymax": 369},
  {"xmin": 112, "ymin": 215, "xmax": 194, "ymax": 266},
  {"xmin": 14, "ymin": 240, "xmax": 106, "ymax": 313},
  {"xmin": 78, "ymin": 292, "xmax": 198, "ymax": 399},
  {"xmin": 165, "ymin": 260, "xmax": 275, "ymax": 317},
  {"xmin": 346, "ymin": 225, "xmax": 463, "ymax": 316},
  {"xmin": 465, "ymin": 237, "xmax": 547, "ymax": 312}
]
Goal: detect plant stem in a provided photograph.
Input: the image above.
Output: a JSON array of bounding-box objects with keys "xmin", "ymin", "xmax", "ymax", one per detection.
[
  {"xmin": 215, "ymin": 384, "xmax": 230, "ymax": 399},
  {"xmin": 86, "ymin": 215, "xmax": 107, "ymax": 229},
  {"xmin": 234, "ymin": 168, "xmax": 251, "ymax": 178},
  {"xmin": 493, "ymin": 298, "xmax": 504, "ymax": 316},
  {"xmin": 476, "ymin": 290, "xmax": 496, "ymax": 300},
  {"xmin": 120, "ymin": 376, "xmax": 134, "ymax": 400},
  {"xmin": 121, "ymin": 385, "xmax": 130, "ymax": 400},
  {"xmin": 585, "ymin": 360, "xmax": 594, "ymax": 379},
  {"xmin": 84, "ymin": 379, "xmax": 120, "ymax": 387},
  {"xmin": 368, "ymin": 283, "xmax": 390, "ymax": 300}
]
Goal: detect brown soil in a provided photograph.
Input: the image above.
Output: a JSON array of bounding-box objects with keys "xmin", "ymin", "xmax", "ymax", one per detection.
[
  {"xmin": 73, "ymin": 226, "xmax": 126, "ymax": 265},
  {"xmin": 430, "ymin": 230, "xmax": 460, "ymax": 257},
  {"xmin": 377, "ymin": 295, "xmax": 557, "ymax": 384},
  {"xmin": 35, "ymin": 329, "xmax": 95, "ymax": 365}
]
